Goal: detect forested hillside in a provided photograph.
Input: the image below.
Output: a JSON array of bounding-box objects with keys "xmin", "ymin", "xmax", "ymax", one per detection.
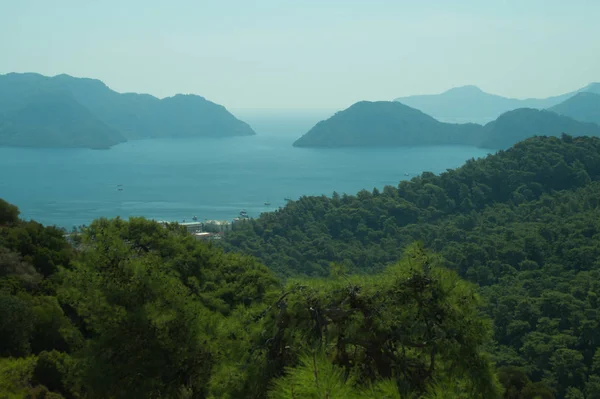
[
  {"xmin": 223, "ymin": 134, "xmax": 600, "ymax": 398},
  {"xmin": 0, "ymin": 200, "xmax": 503, "ymax": 398},
  {"xmin": 5, "ymin": 135, "xmax": 600, "ymax": 398}
]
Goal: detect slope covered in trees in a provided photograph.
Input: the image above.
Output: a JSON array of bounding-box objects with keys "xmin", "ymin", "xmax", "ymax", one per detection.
[
  {"xmin": 0, "ymin": 73, "xmax": 255, "ymax": 149},
  {"xmin": 223, "ymin": 134, "xmax": 600, "ymax": 398},
  {"xmin": 0, "ymin": 199, "xmax": 502, "ymax": 398}
]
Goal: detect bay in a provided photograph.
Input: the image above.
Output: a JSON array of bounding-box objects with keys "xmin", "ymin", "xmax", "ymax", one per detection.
[{"xmin": 0, "ymin": 110, "xmax": 492, "ymax": 228}]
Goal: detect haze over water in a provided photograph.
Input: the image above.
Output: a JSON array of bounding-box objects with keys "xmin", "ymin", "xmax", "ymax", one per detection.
[{"xmin": 0, "ymin": 111, "xmax": 491, "ymax": 228}]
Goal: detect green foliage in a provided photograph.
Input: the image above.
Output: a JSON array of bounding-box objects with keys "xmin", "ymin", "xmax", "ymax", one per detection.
[
  {"xmin": 31, "ymin": 351, "xmax": 76, "ymax": 398},
  {"xmin": 223, "ymin": 135, "xmax": 600, "ymax": 397},
  {"xmin": 0, "ymin": 219, "xmax": 73, "ymax": 279},
  {"xmin": 59, "ymin": 218, "xmax": 215, "ymax": 398},
  {"xmin": 267, "ymin": 353, "xmax": 362, "ymax": 399},
  {"xmin": 253, "ymin": 244, "xmax": 502, "ymax": 398},
  {"xmin": 0, "ymin": 356, "xmax": 37, "ymax": 397},
  {"xmin": 0, "ymin": 294, "xmax": 34, "ymax": 357},
  {"xmin": 13, "ymin": 131, "xmax": 600, "ymax": 399},
  {"xmin": 0, "ymin": 199, "xmax": 19, "ymax": 225},
  {"xmin": 29, "ymin": 296, "xmax": 82, "ymax": 354}
]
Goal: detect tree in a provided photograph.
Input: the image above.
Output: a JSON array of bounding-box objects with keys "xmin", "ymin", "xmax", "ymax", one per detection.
[
  {"xmin": 0, "ymin": 199, "xmax": 19, "ymax": 225},
  {"xmin": 0, "ymin": 294, "xmax": 34, "ymax": 356},
  {"xmin": 59, "ymin": 218, "xmax": 213, "ymax": 398},
  {"xmin": 256, "ymin": 244, "xmax": 503, "ymax": 398}
]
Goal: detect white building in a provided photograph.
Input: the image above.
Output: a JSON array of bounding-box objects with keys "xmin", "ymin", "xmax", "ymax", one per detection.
[{"xmin": 202, "ymin": 220, "xmax": 231, "ymax": 233}]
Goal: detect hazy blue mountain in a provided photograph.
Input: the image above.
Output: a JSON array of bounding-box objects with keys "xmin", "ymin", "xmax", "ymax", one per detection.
[
  {"xmin": 481, "ymin": 108, "xmax": 600, "ymax": 149},
  {"xmin": 0, "ymin": 73, "xmax": 255, "ymax": 148},
  {"xmin": 48, "ymin": 74, "xmax": 256, "ymax": 139},
  {"xmin": 293, "ymin": 101, "xmax": 600, "ymax": 150},
  {"xmin": 548, "ymin": 92, "xmax": 600, "ymax": 125},
  {"xmin": 394, "ymin": 83, "xmax": 600, "ymax": 121},
  {"xmin": 292, "ymin": 101, "xmax": 484, "ymax": 147},
  {"xmin": 0, "ymin": 89, "xmax": 126, "ymax": 149}
]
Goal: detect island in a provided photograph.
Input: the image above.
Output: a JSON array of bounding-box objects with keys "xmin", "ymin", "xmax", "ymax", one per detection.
[
  {"xmin": 292, "ymin": 101, "xmax": 484, "ymax": 148},
  {"xmin": 293, "ymin": 101, "xmax": 600, "ymax": 150},
  {"xmin": 481, "ymin": 108, "xmax": 600, "ymax": 149},
  {"xmin": 0, "ymin": 73, "xmax": 255, "ymax": 149}
]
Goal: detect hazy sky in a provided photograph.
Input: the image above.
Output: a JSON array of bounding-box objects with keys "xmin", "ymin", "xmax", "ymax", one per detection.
[{"xmin": 2, "ymin": 0, "xmax": 600, "ymax": 109}]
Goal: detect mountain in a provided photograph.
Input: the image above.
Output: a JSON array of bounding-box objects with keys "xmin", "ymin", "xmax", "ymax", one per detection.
[
  {"xmin": 394, "ymin": 83, "xmax": 600, "ymax": 122},
  {"xmin": 0, "ymin": 73, "xmax": 255, "ymax": 148},
  {"xmin": 0, "ymin": 89, "xmax": 126, "ymax": 149},
  {"xmin": 292, "ymin": 101, "xmax": 484, "ymax": 147},
  {"xmin": 548, "ymin": 91, "xmax": 600, "ymax": 125},
  {"xmin": 48, "ymin": 74, "xmax": 256, "ymax": 139},
  {"xmin": 294, "ymin": 101, "xmax": 600, "ymax": 150},
  {"xmin": 481, "ymin": 108, "xmax": 600, "ymax": 149}
]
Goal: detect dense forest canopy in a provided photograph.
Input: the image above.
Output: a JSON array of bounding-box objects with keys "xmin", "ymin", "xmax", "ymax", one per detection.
[
  {"xmin": 0, "ymin": 200, "xmax": 504, "ymax": 398},
  {"xmin": 4, "ymin": 135, "xmax": 600, "ymax": 397},
  {"xmin": 223, "ymin": 134, "xmax": 600, "ymax": 398}
]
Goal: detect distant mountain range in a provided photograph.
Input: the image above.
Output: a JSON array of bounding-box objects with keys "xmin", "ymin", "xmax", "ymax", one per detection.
[
  {"xmin": 0, "ymin": 73, "xmax": 255, "ymax": 149},
  {"xmin": 294, "ymin": 99, "xmax": 600, "ymax": 149},
  {"xmin": 481, "ymin": 108, "xmax": 600, "ymax": 149},
  {"xmin": 548, "ymin": 92, "xmax": 600, "ymax": 126},
  {"xmin": 394, "ymin": 83, "xmax": 600, "ymax": 122}
]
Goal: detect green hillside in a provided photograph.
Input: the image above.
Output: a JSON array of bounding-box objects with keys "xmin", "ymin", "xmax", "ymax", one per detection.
[
  {"xmin": 223, "ymin": 134, "xmax": 600, "ymax": 398},
  {"xmin": 0, "ymin": 200, "xmax": 502, "ymax": 398}
]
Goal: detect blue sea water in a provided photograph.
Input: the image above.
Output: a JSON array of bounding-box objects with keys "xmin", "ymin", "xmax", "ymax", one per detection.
[{"xmin": 0, "ymin": 111, "xmax": 492, "ymax": 228}]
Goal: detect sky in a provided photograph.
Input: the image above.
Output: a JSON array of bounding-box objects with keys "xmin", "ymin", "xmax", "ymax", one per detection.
[{"xmin": 1, "ymin": 0, "xmax": 600, "ymax": 110}]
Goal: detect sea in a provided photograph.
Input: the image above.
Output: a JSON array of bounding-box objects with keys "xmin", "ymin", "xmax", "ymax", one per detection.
[{"xmin": 0, "ymin": 110, "xmax": 492, "ymax": 229}]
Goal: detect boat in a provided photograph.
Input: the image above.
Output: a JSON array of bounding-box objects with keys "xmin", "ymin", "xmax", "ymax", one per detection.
[
  {"xmin": 264, "ymin": 202, "xmax": 271, "ymax": 206},
  {"xmin": 239, "ymin": 209, "xmax": 249, "ymax": 218},
  {"xmin": 284, "ymin": 197, "xmax": 292, "ymax": 202},
  {"xmin": 192, "ymin": 216, "xmax": 198, "ymax": 221}
]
